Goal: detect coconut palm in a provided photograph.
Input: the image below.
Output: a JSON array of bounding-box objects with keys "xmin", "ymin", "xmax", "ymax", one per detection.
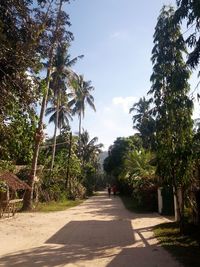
[
  {"xmin": 129, "ymin": 97, "xmax": 151, "ymax": 131},
  {"xmin": 123, "ymin": 149, "xmax": 155, "ymax": 181},
  {"xmin": 45, "ymin": 98, "xmax": 73, "ymax": 133},
  {"xmin": 47, "ymin": 43, "xmax": 83, "ymax": 170},
  {"xmin": 68, "ymin": 75, "xmax": 96, "ymax": 152},
  {"xmin": 129, "ymin": 97, "xmax": 155, "ymax": 150},
  {"xmin": 79, "ymin": 129, "xmax": 103, "ymax": 165}
]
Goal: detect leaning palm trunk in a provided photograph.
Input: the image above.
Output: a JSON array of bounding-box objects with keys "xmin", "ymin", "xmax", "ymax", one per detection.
[
  {"xmin": 22, "ymin": 74, "xmax": 52, "ymax": 211},
  {"xmin": 22, "ymin": 0, "xmax": 64, "ymax": 211},
  {"xmin": 51, "ymin": 97, "xmax": 60, "ymax": 170}
]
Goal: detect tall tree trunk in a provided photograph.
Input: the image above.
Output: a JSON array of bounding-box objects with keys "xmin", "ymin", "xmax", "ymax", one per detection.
[
  {"xmin": 78, "ymin": 112, "xmax": 82, "ymax": 155},
  {"xmin": 22, "ymin": 82, "xmax": 52, "ymax": 210},
  {"xmin": 174, "ymin": 186, "xmax": 184, "ymax": 233},
  {"xmin": 22, "ymin": 0, "xmax": 64, "ymax": 211},
  {"xmin": 172, "ymin": 169, "xmax": 184, "ymax": 233},
  {"xmin": 66, "ymin": 132, "xmax": 72, "ymax": 190},
  {"xmin": 51, "ymin": 96, "xmax": 60, "ymax": 170}
]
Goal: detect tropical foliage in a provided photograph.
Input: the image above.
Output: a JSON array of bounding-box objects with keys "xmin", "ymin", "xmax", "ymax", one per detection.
[
  {"xmin": 0, "ymin": 0, "xmax": 102, "ymax": 211},
  {"xmin": 1, "ymin": 0, "xmax": 200, "ymax": 233},
  {"xmin": 104, "ymin": 3, "xmax": 200, "ymax": 226},
  {"xmin": 45, "ymin": 42, "xmax": 82, "ymax": 170},
  {"xmin": 149, "ymin": 5, "xmax": 194, "ymax": 230},
  {"xmin": 68, "ymin": 74, "xmax": 96, "ymax": 151},
  {"xmin": 129, "ymin": 97, "xmax": 156, "ymax": 150},
  {"xmin": 175, "ymin": 0, "xmax": 200, "ymax": 68}
]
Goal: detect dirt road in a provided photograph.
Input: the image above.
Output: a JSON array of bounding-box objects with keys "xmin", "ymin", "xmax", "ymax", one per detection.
[{"xmin": 0, "ymin": 191, "xmax": 182, "ymax": 267}]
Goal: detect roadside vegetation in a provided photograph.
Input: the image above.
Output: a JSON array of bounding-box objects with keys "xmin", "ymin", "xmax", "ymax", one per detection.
[
  {"xmin": 154, "ymin": 222, "xmax": 200, "ymax": 267},
  {"xmin": 120, "ymin": 195, "xmax": 153, "ymax": 213},
  {"xmin": 104, "ymin": 1, "xmax": 200, "ymax": 232},
  {"xmin": 103, "ymin": 1, "xmax": 200, "ymax": 266},
  {"xmin": 34, "ymin": 199, "xmax": 84, "ymax": 212},
  {"xmin": 0, "ymin": 2, "xmax": 200, "ymax": 265},
  {"xmin": 0, "ymin": 0, "xmax": 105, "ymax": 215}
]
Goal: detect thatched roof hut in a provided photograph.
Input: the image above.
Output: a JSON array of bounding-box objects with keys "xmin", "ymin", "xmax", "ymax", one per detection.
[
  {"xmin": 0, "ymin": 172, "xmax": 31, "ymax": 191},
  {"xmin": 0, "ymin": 173, "xmax": 31, "ymax": 217}
]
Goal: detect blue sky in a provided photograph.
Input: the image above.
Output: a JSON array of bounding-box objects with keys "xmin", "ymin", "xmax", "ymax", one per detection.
[{"xmin": 46, "ymin": 0, "xmax": 200, "ymax": 150}]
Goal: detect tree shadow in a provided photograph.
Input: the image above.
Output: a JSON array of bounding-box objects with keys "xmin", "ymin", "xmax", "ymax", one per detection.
[
  {"xmin": 106, "ymin": 246, "xmax": 180, "ymax": 267},
  {"xmin": 0, "ymin": 220, "xmax": 135, "ymax": 267},
  {"xmin": 46, "ymin": 220, "xmax": 134, "ymax": 246},
  {"xmin": 80, "ymin": 194, "xmax": 163, "ymax": 221},
  {"xmin": 0, "ymin": 192, "xmax": 175, "ymax": 266}
]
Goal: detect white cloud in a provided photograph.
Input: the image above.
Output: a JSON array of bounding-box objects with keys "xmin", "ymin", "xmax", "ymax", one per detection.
[
  {"xmin": 112, "ymin": 96, "xmax": 138, "ymax": 113},
  {"xmin": 45, "ymin": 96, "xmax": 138, "ymax": 151},
  {"xmin": 109, "ymin": 30, "xmax": 130, "ymax": 40},
  {"xmin": 82, "ymin": 96, "xmax": 138, "ymax": 150}
]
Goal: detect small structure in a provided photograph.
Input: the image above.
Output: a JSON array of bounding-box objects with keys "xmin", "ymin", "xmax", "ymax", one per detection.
[{"xmin": 0, "ymin": 172, "xmax": 31, "ymax": 218}]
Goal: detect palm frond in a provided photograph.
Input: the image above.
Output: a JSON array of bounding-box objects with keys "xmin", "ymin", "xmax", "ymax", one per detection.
[
  {"xmin": 45, "ymin": 107, "xmax": 56, "ymax": 116},
  {"xmin": 86, "ymin": 96, "xmax": 96, "ymax": 111}
]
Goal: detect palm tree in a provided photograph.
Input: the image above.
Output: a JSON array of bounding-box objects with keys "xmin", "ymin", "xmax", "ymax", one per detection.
[
  {"xmin": 79, "ymin": 129, "xmax": 103, "ymax": 165},
  {"xmin": 47, "ymin": 43, "xmax": 83, "ymax": 170},
  {"xmin": 129, "ymin": 97, "xmax": 151, "ymax": 131},
  {"xmin": 22, "ymin": 0, "xmax": 64, "ymax": 210},
  {"xmin": 46, "ymin": 97, "xmax": 73, "ymax": 136},
  {"xmin": 123, "ymin": 149, "xmax": 155, "ymax": 181},
  {"xmin": 121, "ymin": 149, "xmax": 156, "ymax": 210},
  {"xmin": 129, "ymin": 97, "xmax": 155, "ymax": 150},
  {"xmin": 46, "ymin": 103, "xmax": 72, "ymax": 131},
  {"xmin": 68, "ymin": 75, "xmax": 96, "ymax": 152}
]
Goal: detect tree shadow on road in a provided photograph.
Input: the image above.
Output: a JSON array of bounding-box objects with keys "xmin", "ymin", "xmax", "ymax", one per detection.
[
  {"xmin": 106, "ymin": 246, "xmax": 180, "ymax": 267},
  {"xmin": 0, "ymin": 220, "xmax": 177, "ymax": 267},
  {"xmin": 81, "ymin": 194, "xmax": 161, "ymax": 221},
  {"xmin": 0, "ymin": 220, "xmax": 135, "ymax": 266},
  {"xmin": 0, "ymin": 193, "xmax": 173, "ymax": 267}
]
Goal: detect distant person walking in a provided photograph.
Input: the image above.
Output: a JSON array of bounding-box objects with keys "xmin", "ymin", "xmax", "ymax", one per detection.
[
  {"xmin": 112, "ymin": 184, "xmax": 117, "ymax": 196},
  {"xmin": 107, "ymin": 185, "xmax": 111, "ymax": 197}
]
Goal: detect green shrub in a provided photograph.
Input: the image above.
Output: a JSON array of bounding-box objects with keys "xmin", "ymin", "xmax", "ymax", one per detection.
[{"xmin": 0, "ymin": 160, "xmax": 15, "ymax": 173}]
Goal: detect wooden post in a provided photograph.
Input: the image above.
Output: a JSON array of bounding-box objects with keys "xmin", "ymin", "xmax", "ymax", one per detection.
[{"xmin": 6, "ymin": 185, "xmax": 9, "ymax": 202}]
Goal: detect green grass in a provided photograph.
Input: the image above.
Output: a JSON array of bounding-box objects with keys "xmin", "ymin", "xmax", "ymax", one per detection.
[
  {"xmin": 154, "ymin": 222, "xmax": 200, "ymax": 267},
  {"xmin": 33, "ymin": 199, "xmax": 84, "ymax": 212}
]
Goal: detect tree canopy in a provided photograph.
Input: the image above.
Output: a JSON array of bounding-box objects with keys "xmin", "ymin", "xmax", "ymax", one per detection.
[
  {"xmin": 149, "ymin": 5, "xmax": 194, "ymax": 228},
  {"xmin": 175, "ymin": 0, "xmax": 200, "ymax": 68}
]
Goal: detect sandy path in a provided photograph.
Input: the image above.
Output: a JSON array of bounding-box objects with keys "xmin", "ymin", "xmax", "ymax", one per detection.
[{"xmin": 0, "ymin": 191, "xmax": 182, "ymax": 267}]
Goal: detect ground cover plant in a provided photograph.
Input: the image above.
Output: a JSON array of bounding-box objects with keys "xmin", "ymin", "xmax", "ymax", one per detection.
[{"xmin": 154, "ymin": 222, "xmax": 200, "ymax": 267}]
